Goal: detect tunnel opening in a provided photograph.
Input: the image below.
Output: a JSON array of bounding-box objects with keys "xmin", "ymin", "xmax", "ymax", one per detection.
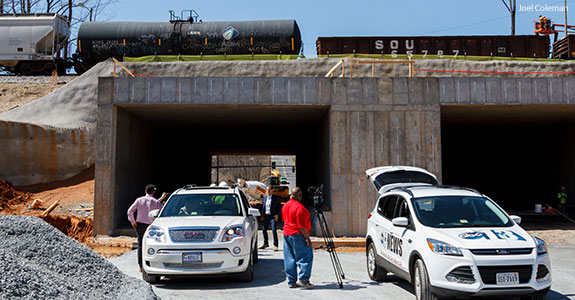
[
  {"xmin": 441, "ymin": 104, "xmax": 575, "ymax": 213},
  {"xmin": 113, "ymin": 104, "xmax": 330, "ymax": 232}
]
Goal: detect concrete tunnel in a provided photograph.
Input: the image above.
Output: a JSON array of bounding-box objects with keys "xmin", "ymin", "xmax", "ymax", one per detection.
[
  {"xmin": 111, "ymin": 104, "xmax": 331, "ymax": 232},
  {"xmin": 441, "ymin": 104, "xmax": 575, "ymax": 212},
  {"xmin": 96, "ymin": 76, "xmax": 575, "ymax": 236}
]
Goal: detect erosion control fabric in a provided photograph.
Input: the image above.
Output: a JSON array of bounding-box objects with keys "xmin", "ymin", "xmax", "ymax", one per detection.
[{"xmin": 0, "ymin": 215, "xmax": 159, "ymax": 300}]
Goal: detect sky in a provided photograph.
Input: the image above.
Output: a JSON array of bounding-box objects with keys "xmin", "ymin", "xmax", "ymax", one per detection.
[{"xmin": 98, "ymin": 0, "xmax": 574, "ymax": 57}]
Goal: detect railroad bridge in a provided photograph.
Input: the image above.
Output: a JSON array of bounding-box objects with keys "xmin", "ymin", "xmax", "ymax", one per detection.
[{"xmin": 95, "ymin": 76, "xmax": 575, "ymax": 236}]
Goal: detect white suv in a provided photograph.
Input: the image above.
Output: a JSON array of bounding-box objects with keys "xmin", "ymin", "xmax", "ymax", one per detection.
[
  {"xmin": 142, "ymin": 185, "xmax": 261, "ymax": 283},
  {"xmin": 365, "ymin": 166, "xmax": 551, "ymax": 300}
]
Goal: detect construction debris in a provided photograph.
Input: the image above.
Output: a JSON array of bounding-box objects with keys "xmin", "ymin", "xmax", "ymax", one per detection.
[
  {"xmin": 30, "ymin": 199, "xmax": 43, "ymax": 209},
  {"xmin": 40, "ymin": 200, "xmax": 60, "ymax": 218}
]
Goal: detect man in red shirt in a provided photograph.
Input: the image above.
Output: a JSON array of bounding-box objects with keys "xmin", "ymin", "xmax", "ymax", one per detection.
[{"xmin": 282, "ymin": 187, "xmax": 314, "ymax": 289}]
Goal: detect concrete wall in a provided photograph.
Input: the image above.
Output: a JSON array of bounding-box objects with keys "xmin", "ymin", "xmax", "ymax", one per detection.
[
  {"xmin": 0, "ymin": 121, "xmax": 94, "ymax": 186},
  {"xmin": 439, "ymin": 77, "xmax": 575, "ymax": 104}
]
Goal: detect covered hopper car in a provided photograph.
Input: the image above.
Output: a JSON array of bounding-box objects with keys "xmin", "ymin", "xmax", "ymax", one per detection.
[
  {"xmin": 74, "ymin": 19, "xmax": 302, "ymax": 73},
  {"xmin": 316, "ymin": 35, "xmax": 550, "ymax": 58},
  {"xmin": 0, "ymin": 14, "xmax": 69, "ymax": 75}
]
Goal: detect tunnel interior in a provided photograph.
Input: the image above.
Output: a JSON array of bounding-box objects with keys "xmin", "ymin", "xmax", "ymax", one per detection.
[
  {"xmin": 441, "ymin": 105, "xmax": 575, "ymax": 213},
  {"xmin": 114, "ymin": 104, "xmax": 331, "ymax": 230}
]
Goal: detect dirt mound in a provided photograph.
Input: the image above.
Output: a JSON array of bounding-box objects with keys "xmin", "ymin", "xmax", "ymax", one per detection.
[
  {"xmin": 0, "ymin": 179, "xmax": 32, "ymax": 211},
  {"xmin": 42, "ymin": 215, "xmax": 93, "ymax": 243}
]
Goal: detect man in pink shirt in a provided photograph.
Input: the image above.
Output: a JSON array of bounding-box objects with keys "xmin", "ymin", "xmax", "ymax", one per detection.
[{"xmin": 127, "ymin": 184, "xmax": 163, "ymax": 271}]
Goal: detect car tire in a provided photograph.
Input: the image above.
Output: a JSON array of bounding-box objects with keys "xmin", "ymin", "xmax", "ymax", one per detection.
[
  {"xmin": 253, "ymin": 242, "xmax": 259, "ymax": 264},
  {"xmin": 142, "ymin": 269, "xmax": 160, "ymax": 284},
  {"xmin": 521, "ymin": 291, "xmax": 548, "ymax": 300},
  {"xmin": 367, "ymin": 242, "xmax": 387, "ymax": 281},
  {"xmin": 237, "ymin": 250, "xmax": 254, "ymax": 282},
  {"xmin": 414, "ymin": 259, "xmax": 437, "ymax": 300}
]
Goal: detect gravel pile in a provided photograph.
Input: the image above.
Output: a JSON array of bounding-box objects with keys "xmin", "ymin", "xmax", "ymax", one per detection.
[
  {"xmin": 0, "ymin": 215, "xmax": 160, "ymax": 300},
  {"xmin": 0, "ymin": 75, "xmax": 76, "ymax": 84}
]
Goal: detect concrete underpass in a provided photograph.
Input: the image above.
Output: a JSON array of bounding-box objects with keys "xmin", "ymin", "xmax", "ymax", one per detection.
[
  {"xmin": 442, "ymin": 104, "xmax": 575, "ymax": 211},
  {"xmin": 112, "ymin": 104, "xmax": 330, "ymax": 231},
  {"xmin": 95, "ymin": 76, "xmax": 575, "ymax": 236}
]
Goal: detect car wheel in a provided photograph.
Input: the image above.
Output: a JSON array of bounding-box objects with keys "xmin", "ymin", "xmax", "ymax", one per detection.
[
  {"xmin": 414, "ymin": 259, "xmax": 437, "ymax": 300},
  {"xmin": 142, "ymin": 269, "xmax": 160, "ymax": 284},
  {"xmin": 237, "ymin": 250, "xmax": 254, "ymax": 282},
  {"xmin": 521, "ymin": 291, "xmax": 548, "ymax": 300},
  {"xmin": 367, "ymin": 242, "xmax": 387, "ymax": 281}
]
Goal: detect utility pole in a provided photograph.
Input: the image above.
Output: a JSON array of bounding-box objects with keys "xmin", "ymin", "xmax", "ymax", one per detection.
[
  {"xmin": 501, "ymin": 0, "xmax": 517, "ymax": 35},
  {"xmin": 565, "ymin": 0, "xmax": 569, "ymax": 37}
]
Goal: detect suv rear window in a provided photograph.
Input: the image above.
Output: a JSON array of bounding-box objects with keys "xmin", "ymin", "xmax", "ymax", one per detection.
[
  {"xmin": 160, "ymin": 193, "xmax": 242, "ymax": 217},
  {"xmin": 373, "ymin": 170, "xmax": 437, "ymax": 190}
]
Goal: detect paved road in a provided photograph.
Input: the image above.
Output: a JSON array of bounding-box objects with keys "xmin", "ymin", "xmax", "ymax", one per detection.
[
  {"xmin": 110, "ymin": 242, "xmax": 575, "ymax": 300},
  {"xmin": 271, "ymin": 155, "xmax": 296, "ymax": 192}
]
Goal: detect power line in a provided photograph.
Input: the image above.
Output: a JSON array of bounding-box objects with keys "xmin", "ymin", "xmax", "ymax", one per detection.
[{"xmin": 416, "ymin": 0, "xmax": 569, "ymax": 35}]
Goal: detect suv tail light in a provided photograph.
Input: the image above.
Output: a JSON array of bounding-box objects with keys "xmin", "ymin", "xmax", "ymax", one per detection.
[{"xmin": 368, "ymin": 213, "xmax": 372, "ymax": 219}]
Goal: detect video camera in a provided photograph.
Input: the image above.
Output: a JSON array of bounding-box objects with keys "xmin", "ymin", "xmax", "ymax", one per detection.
[{"xmin": 307, "ymin": 185, "xmax": 325, "ymax": 210}]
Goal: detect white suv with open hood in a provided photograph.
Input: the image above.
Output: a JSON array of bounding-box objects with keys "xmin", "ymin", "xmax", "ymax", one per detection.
[
  {"xmin": 141, "ymin": 185, "xmax": 261, "ymax": 283},
  {"xmin": 365, "ymin": 166, "xmax": 551, "ymax": 300}
]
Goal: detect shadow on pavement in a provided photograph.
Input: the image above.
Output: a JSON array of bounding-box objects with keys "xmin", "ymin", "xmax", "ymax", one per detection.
[
  {"xmin": 153, "ymin": 257, "xmax": 286, "ymax": 290},
  {"xmin": 548, "ymin": 290, "xmax": 575, "ymax": 299}
]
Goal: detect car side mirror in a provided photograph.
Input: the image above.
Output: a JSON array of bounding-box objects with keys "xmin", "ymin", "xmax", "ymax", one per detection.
[
  {"xmin": 510, "ymin": 215, "xmax": 521, "ymax": 225},
  {"xmin": 249, "ymin": 208, "xmax": 261, "ymax": 217},
  {"xmin": 149, "ymin": 209, "xmax": 160, "ymax": 218},
  {"xmin": 392, "ymin": 217, "xmax": 409, "ymax": 227}
]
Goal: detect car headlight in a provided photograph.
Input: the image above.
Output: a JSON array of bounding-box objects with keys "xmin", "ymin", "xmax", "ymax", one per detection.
[
  {"xmin": 222, "ymin": 225, "xmax": 244, "ymax": 242},
  {"xmin": 146, "ymin": 225, "xmax": 166, "ymax": 243},
  {"xmin": 533, "ymin": 236, "xmax": 548, "ymax": 255},
  {"xmin": 427, "ymin": 238, "xmax": 463, "ymax": 256}
]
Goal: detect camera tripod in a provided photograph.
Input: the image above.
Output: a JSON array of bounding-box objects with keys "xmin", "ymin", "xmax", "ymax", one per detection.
[{"xmin": 313, "ymin": 206, "xmax": 345, "ymax": 289}]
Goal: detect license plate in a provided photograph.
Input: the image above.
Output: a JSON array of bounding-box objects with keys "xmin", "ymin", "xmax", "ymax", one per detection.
[
  {"xmin": 182, "ymin": 252, "xmax": 202, "ymax": 263},
  {"xmin": 496, "ymin": 272, "xmax": 519, "ymax": 285}
]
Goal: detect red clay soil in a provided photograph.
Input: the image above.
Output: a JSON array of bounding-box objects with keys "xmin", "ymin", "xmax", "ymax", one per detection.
[
  {"xmin": 0, "ymin": 179, "xmax": 32, "ymax": 211},
  {"xmin": 41, "ymin": 214, "xmax": 94, "ymax": 243}
]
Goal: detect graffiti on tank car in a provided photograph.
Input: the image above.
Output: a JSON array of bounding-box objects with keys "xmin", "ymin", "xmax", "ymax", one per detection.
[{"xmin": 380, "ymin": 231, "xmax": 403, "ymax": 256}]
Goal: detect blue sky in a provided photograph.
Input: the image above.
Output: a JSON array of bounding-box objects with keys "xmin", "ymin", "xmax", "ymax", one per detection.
[{"xmin": 101, "ymin": 0, "xmax": 573, "ymax": 57}]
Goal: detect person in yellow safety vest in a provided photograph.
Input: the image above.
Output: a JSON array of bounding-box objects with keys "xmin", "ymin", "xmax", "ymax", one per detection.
[
  {"xmin": 539, "ymin": 15, "xmax": 546, "ymax": 30},
  {"xmin": 558, "ymin": 186, "xmax": 568, "ymax": 216}
]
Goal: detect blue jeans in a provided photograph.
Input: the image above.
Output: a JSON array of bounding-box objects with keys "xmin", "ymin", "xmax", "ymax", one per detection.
[
  {"xmin": 262, "ymin": 215, "xmax": 278, "ymax": 247},
  {"xmin": 283, "ymin": 234, "xmax": 313, "ymax": 284}
]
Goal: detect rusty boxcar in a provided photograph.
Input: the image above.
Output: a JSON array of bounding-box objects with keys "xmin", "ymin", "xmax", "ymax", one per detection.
[{"xmin": 316, "ymin": 35, "xmax": 550, "ymax": 58}]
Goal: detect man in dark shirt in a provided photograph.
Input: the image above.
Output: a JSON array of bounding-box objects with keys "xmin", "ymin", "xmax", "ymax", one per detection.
[
  {"xmin": 282, "ymin": 187, "xmax": 314, "ymax": 289},
  {"xmin": 260, "ymin": 186, "xmax": 281, "ymax": 251}
]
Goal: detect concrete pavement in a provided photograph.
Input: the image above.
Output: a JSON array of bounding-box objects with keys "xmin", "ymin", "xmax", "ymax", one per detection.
[{"xmin": 109, "ymin": 238, "xmax": 575, "ymax": 300}]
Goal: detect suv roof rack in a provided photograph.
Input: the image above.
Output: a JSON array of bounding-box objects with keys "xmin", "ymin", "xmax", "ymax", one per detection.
[
  {"xmin": 387, "ymin": 185, "xmax": 483, "ymax": 198},
  {"xmin": 182, "ymin": 184, "xmax": 232, "ymax": 190}
]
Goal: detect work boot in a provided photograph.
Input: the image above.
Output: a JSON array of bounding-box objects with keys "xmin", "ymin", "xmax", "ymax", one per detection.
[
  {"xmin": 274, "ymin": 246, "xmax": 279, "ymax": 251},
  {"xmin": 259, "ymin": 244, "xmax": 269, "ymax": 249},
  {"xmin": 296, "ymin": 280, "xmax": 314, "ymax": 289}
]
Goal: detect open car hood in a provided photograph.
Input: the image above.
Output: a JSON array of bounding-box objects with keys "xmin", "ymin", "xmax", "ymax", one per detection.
[{"xmin": 365, "ymin": 166, "xmax": 438, "ymax": 194}]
